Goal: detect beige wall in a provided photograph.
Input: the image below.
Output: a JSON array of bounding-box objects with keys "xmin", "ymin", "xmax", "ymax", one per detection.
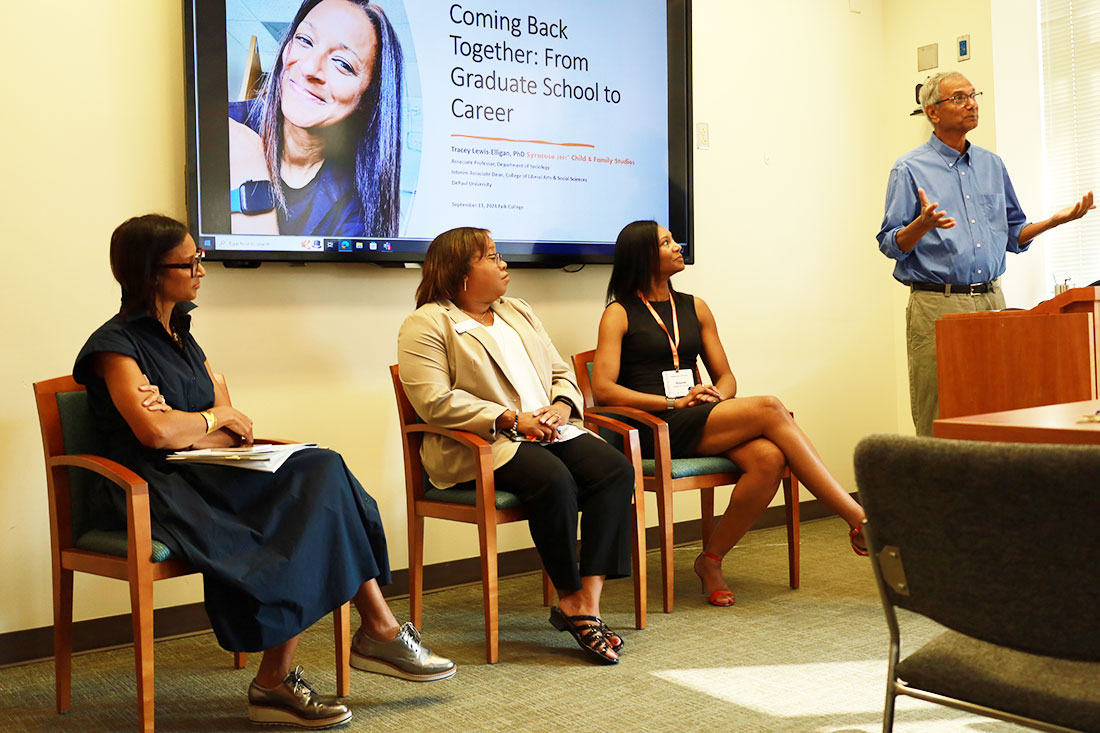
[
  {"xmin": 688, "ymin": 0, "xmax": 896, "ymax": 515},
  {"xmin": 991, "ymin": 0, "xmax": 1049, "ymax": 307},
  {"xmin": 1, "ymin": 0, "xmax": 1046, "ymax": 636}
]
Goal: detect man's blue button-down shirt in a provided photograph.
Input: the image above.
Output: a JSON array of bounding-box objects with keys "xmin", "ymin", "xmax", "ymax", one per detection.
[{"xmin": 877, "ymin": 134, "xmax": 1031, "ymax": 285}]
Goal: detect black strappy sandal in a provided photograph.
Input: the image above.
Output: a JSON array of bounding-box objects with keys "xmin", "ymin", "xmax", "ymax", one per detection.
[
  {"xmin": 599, "ymin": 621, "xmax": 624, "ymax": 652},
  {"xmin": 548, "ymin": 606, "xmax": 619, "ymax": 664}
]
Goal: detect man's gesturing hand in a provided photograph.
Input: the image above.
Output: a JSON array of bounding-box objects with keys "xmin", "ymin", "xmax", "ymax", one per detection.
[
  {"xmin": 1051, "ymin": 191, "xmax": 1095, "ymax": 226},
  {"xmin": 917, "ymin": 188, "xmax": 957, "ymax": 230}
]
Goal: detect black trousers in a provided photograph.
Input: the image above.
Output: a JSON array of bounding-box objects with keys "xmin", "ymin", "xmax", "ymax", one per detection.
[{"xmin": 455, "ymin": 433, "xmax": 634, "ymax": 591}]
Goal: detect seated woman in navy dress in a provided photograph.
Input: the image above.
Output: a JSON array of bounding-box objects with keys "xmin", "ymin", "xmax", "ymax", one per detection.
[
  {"xmin": 592, "ymin": 220, "xmax": 869, "ymax": 608},
  {"xmin": 74, "ymin": 214, "xmax": 453, "ymax": 729}
]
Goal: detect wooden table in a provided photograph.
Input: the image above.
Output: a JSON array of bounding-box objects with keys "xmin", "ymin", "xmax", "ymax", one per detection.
[{"xmin": 932, "ymin": 400, "xmax": 1100, "ymax": 445}]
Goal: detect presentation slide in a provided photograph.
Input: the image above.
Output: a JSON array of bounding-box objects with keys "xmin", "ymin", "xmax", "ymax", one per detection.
[
  {"xmin": 188, "ymin": 0, "xmax": 679, "ymax": 262},
  {"xmin": 409, "ymin": 2, "xmax": 669, "ymax": 244}
]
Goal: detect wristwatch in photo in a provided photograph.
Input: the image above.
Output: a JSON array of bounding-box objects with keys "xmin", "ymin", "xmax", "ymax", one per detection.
[
  {"xmin": 230, "ymin": 179, "xmax": 275, "ymax": 215},
  {"xmin": 666, "ymin": 396, "xmax": 676, "ymax": 410}
]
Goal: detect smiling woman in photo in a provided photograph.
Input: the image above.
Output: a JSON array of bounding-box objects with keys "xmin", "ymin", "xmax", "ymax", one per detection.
[{"xmin": 228, "ymin": 0, "xmax": 404, "ymax": 237}]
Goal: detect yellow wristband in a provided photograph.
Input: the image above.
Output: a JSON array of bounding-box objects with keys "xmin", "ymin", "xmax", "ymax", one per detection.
[{"xmin": 200, "ymin": 410, "xmax": 218, "ymax": 434}]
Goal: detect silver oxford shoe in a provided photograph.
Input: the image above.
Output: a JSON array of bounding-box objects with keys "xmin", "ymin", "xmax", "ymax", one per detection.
[
  {"xmin": 247, "ymin": 665, "xmax": 351, "ymax": 729},
  {"xmin": 350, "ymin": 621, "xmax": 457, "ymax": 681}
]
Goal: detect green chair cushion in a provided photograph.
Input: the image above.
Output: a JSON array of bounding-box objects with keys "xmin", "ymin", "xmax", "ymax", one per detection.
[
  {"xmin": 897, "ymin": 629, "xmax": 1100, "ymax": 732},
  {"xmin": 75, "ymin": 529, "xmax": 173, "ymax": 563},
  {"xmin": 57, "ymin": 391, "xmax": 110, "ymax": 540},
  {"xmin": 57, "ymin": 391, "xmax": 102, "ymax": 455},
  {"xmin": 424, "ymin": 487, "xmax": 523, "ymax": 510},
  {"xmin": 642, "ymin": 456, "xmax": 740, "ymax": 479},
  {"xmin": 58, "ymin": 391, "xmax": 172, "ymax": 564}
]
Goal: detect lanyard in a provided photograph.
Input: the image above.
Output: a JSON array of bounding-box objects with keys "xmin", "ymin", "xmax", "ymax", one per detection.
[{"xmin": 638, "ymin": 292, "xmax": 680, "ymax": 371}]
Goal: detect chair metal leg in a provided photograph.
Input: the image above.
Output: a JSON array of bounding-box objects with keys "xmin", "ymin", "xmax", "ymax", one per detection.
[
  {"xmin": 129, "ymin": 568, "xmax": 155, "ymax": 733},
  {"xmin": 53, "ymin": 565, "xmax": 73, "ymax": 714},
  {"xmin": 783, "ymin": 472, "xmax": 801, "ymax": 589},
  {"xmin": 477, "ymin": 517, "xmax": 500, "ymax": 663},
  {"xmin": 334, "ymin": 602, "xmax": 350, "ymax": 697},
  {"xmin": 408, "ymin": 514, "xmax": 425, "ymax": 631},
  {"xmin": 883, "ymin": 684, "xmax": 897, "ymax": 733},
  {"xmin": 883, "ymin": 636, "xmax": 901, "ymax": 733},
  {"xmin": 656, "ymin": 487, "xmax": 675, "ymax": 613}
]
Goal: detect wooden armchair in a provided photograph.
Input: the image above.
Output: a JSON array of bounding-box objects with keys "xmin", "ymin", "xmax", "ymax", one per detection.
[
  {"xmin": 389, "ymin": 364, "xmax": 646, "ymax": 664},
  {"xmin": 571, "ymin": 350, "xmax": 800, "ymax": 613},
  {"xmin": 33, "ymin": 376, "xmax": 349, "ymax": 732}
]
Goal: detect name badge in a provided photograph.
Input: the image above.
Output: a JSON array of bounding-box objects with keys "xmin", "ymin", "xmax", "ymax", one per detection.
[
  {"xmin": 662, "ymin": 369, "xmax": 695, "ymax": 398},
  {"xmin": 454, "ymin": 319, "xmax": 480, "ymax": 334}
]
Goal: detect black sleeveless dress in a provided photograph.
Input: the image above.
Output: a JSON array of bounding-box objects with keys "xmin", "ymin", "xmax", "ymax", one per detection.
[
  {"xmin": 74, "ymin": 303, "xmax": 390, "ymax": 653},
  {"xmin": 615, "ymin": 291, "xmax": 718, "ymax": 457}
]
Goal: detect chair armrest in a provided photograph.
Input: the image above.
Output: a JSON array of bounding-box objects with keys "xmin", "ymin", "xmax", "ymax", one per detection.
[
  {"xmin": 49, "ymin": 454, "xmax": 159, "ymax": 564},
  {"xmin": 588, "ymin": 405, "xmax": 667, "ymax": 429},
  {"xmin": 583, "ymin": 413, "xmax": 644, "ymax": 493},
  {"xmin": 587, "ymin": 405, "xmax": 674, "ymax": 481},
  {"xmin": 402, "ymin": 424, "xmax": 495, "ymax": 510},
  {"xmin": 405, "ymin": 423, "xmax": 492, "ymax": 451},
  {"xmin": 582, "ymin": 413, "xmax": 642, "ymax": 465},
  {"xmin": 49, "ymin": 454, "xmax": 147, "ymax": 496}
]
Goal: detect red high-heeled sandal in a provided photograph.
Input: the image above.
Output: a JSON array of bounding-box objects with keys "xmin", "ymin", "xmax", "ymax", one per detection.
[
  {"xmin": 849, "ymin": 525, "xmax": 869, "ymax": 557},
  {"xmin": 694, "ymin": 551, "xmax": 736, "ymax": 606}
]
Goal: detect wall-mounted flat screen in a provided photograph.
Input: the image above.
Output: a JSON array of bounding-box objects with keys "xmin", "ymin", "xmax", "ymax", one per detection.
[{"xmin": 184, "ymin": 0, "xmax": 692, "ymax": 266}]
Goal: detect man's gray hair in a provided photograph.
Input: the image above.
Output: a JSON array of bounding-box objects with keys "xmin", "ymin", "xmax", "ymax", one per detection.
[{"xmin": 919, "ymin": 71, "xmax": 968, "ymax": 110}]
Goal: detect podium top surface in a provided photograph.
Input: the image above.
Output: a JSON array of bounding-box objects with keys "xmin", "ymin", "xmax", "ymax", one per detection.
[
  {"xmin": 939, "ymin": 286, "xmax": 1100, "ymax": 321},
  {"xmin": 933, "ymin": 399, "xmax": 1100, "ymax": 445}
]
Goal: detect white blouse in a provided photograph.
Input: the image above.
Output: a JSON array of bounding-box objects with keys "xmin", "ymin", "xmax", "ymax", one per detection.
[{"xmin": 482, "ymin": 316, "xmax": 583, "ymax": 443}]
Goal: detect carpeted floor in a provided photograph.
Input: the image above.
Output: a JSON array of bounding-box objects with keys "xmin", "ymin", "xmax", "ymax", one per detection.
[{"xmin": 1, "ymin": 518, "xmax": 1025, "ymax": 732}]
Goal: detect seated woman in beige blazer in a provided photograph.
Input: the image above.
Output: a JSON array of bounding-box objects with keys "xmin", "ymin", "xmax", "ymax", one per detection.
[{"xmin": 398, "ymin": 227, "xmax": 634, "ymax": 665}]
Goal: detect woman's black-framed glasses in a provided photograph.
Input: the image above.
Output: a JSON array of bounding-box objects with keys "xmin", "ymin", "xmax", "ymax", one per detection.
[{"xmin": 160, "ymin": 250, "xmax": 206, "ymax": 277}]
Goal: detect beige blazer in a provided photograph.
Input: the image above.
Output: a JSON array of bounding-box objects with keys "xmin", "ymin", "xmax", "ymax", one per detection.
[{"xmin": 397, "ymin": 297, "xmax": 584, "ymax": 487}]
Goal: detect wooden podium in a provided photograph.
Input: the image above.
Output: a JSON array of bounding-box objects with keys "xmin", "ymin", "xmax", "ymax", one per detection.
[{"xmin": 935, "ymin": 287, "xmax": 1100, "ymax": 419}]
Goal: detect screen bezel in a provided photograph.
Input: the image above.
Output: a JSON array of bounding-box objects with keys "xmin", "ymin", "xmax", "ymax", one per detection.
[{"xmin": 182, "ymin": 0, "xmax": 693, "ymax": 267}]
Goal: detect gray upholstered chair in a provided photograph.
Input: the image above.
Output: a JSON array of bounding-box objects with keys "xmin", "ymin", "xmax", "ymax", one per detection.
[
  {"xmin": 854, "ymin": 434, "xmax": 1100, "ymax": 733},
  {"xmin": 34, "ymin": 375, "xmax": 350, "ymax": 732},
  {"xmin": 572, "ymin": 349, "xmax": 800, "ymax": 612}
]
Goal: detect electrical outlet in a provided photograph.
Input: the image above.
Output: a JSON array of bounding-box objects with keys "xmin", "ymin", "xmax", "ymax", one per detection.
[{"xmin": 697, "ymin": 122, "xmax": 710, "ymax": 150}]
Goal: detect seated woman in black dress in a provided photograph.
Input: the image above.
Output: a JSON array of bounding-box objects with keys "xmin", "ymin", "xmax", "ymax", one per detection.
[
  {"xmin": 592, "ymin": 220, "xmax": 868, "ymax": 608},
  {"xmin": 74, "ymin": 214, "xmax": 454, "ymax": 729},
  {"xmin": 397, "ymin": 227, "xmax": 635, "ymax": 665}
]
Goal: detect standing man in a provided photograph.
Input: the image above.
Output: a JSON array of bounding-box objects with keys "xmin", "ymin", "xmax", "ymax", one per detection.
[{"xmin": 877, "ymin": 71, "xmax": 1093, "ymax": 436}]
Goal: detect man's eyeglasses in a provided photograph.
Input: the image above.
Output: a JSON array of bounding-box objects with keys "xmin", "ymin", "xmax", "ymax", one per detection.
[
  {"xmin": 160, "ymin": 250, "xmax": 206, "ymax": 277},
  {"xmin": 934, "ymin": 91, "xmax": 982, "ymax": 107}
]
